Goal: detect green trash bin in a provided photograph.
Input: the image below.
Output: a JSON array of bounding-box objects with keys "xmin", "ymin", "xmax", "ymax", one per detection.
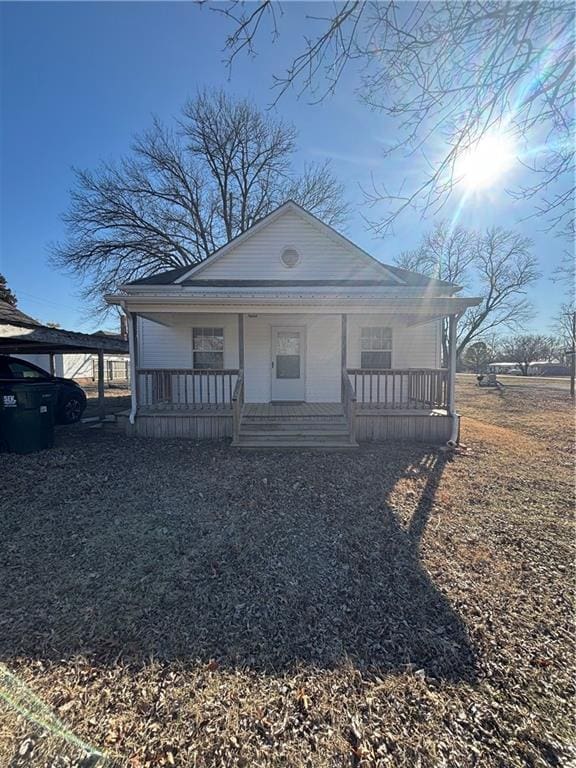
[{"xmin": 0, "ymin": 382, "xmax": 56, "ymax": 454}]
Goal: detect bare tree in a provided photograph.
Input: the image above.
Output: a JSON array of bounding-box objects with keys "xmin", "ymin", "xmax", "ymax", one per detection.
[
  {"xmin": 52, "ymin": 90, "xmax": 348, "ymax": 309},
  {"xmin": 462, "ymin": 341, "xmax": 491, "ymax": 374},
  {"xmin": 501, "ymin": 334, "xmax": 555, "ymax": 375},
  {"xmin": 396, "ymin": 223, "xmax": 539, "ymax": 361},
  {"xmin": 218, "ymin": 1, "xmax": 575, "ymax": 237}
]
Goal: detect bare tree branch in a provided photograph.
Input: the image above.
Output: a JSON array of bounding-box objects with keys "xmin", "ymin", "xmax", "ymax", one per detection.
[
  {"xmin": 219, "ymin": 1, "xmax": 575, "ymax": 237},
  {"xmin": 52, "ymin": 90, "xmax": 349, "ymax": 312},
  {"xmin": 396, "ymin": 222, "xmax": 539, "ymax": 361}
]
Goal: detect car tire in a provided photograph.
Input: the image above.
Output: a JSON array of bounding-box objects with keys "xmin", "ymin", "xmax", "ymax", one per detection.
[{"xmin": 60, "ymin": 395, "xmax": 85, "ymax": 424}]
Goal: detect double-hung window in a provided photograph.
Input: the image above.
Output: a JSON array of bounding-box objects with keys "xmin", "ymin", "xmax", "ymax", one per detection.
[
  {"xmin": 360, "ymin": 327, "xmax": 392, "ymax": 369},
  {"xmin": 192, "ymin": 327, "xmax": 224, "ymax": 370}
]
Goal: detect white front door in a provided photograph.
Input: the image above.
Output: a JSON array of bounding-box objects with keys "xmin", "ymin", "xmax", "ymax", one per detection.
[{"xmin": 271, "ymin": 326, "xmax": 306, "ymax": 401}]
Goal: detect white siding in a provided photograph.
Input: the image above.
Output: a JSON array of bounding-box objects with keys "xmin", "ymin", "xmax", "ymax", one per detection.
[
  {"xmin": 347, "ymin": 315, "xmax": 440, "ymax": 369},
  {"xmin": 138, "ymin": 315, "xmax": 239, "ymax": 369},
  {"xmin": 193, "ymin": 210, "xmax": 393, "ymax": 282},
  {"xmin": 244, "ymin": 314, "xmax": 341, "ymax": 403},
  {"xmin": 61, "ymin": 353, "xmax": 93, "ymax": 379},
  {"xmin": 136, "ymin": 312, "xmax": 441, "ymax": 403}
]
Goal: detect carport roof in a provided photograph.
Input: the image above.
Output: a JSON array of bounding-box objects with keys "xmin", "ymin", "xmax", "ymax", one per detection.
[{"xmin": 0, "ymin": 300, "xmax": 128, "ymax": 355}]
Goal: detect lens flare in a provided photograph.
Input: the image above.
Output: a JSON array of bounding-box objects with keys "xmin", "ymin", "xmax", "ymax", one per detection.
[{"xmin": 456, "ymin": 133, "xmax": 516, "ymax": 191}]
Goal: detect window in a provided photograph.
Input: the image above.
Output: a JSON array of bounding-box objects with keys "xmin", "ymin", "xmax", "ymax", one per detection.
[
  {"xmin": 8, "ymin": 360, "xmax": 48, "ymax": 379},
  {"xmin": 192, "ymin": 327, "xmax": 224, "ymax": 370},
  {"xmin": 360, "ymin": 327, "xmax": 392, "ymax": 369}
]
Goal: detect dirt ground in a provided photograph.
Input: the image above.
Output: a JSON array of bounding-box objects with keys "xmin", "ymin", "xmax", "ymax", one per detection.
[{"xmin": 0, "ymin": 378, "xmax": 574, "ymax": 767}]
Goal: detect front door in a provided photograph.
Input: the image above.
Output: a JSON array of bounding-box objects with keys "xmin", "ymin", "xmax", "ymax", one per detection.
[{"xmin": 271, "ymin": 326, "xmax": 306, "ymax": 401}]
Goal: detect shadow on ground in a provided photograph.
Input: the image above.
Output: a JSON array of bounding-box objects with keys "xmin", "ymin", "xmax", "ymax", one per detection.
[{"xmin": 0, "ymin": 432, "xmax": 476, "ymax": 682}]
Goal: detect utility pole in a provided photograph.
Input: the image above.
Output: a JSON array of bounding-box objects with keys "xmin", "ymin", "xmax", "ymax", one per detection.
[{"xmin": 570, "ymin": 310, "xmax": 575, "ymax": 400}]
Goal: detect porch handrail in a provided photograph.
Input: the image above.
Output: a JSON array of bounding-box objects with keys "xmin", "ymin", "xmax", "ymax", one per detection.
[
  {"xmin": 232, "ymin": 370, "xmax": 244, "ymax": 443},
  {"xmin": 346, "ymin": 367, "xmax": 448, "ymax": 409},
  {"xmin": 342, "ymin": 367, "xmax": 357, "ymax": 443},
  {"xmin": 137, "ymin": 368, "xmax": 240, "ymax": 408}
]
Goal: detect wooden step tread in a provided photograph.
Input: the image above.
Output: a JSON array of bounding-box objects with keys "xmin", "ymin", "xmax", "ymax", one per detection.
[{"xmin": 232, "ymin": 440, "xmax": 359, "ymax": 450}]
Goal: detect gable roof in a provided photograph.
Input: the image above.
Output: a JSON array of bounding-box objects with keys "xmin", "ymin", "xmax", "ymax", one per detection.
[{"xmin": 125, "ymin": 201, "xmax": 457, "ymax": 291}]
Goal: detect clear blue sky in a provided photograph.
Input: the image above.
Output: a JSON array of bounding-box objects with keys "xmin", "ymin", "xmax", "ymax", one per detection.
[{"xmin": 0, "ymin": 1, "xmax": 568, "ymax": 332}]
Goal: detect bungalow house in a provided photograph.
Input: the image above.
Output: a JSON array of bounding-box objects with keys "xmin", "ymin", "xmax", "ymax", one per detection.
[{"xmin": 107, "ymin": 201, "xmax": 481, "ymax": 448}]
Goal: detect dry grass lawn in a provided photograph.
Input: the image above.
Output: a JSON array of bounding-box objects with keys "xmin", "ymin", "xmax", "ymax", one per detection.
[{"xmin": 0, "ymin": 378, "xmax": 574, "ymax": 767}]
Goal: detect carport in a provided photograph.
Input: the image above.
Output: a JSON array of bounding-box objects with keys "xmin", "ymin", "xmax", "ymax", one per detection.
[{"xmin": 0, "ymin": 300, "xmax": 129, "ymax": 420}]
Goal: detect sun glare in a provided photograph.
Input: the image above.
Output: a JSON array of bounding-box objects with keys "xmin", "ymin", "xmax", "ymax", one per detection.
[{"xmin": 456, "ymin": 133, "xmax": 516, "ymax": 191}]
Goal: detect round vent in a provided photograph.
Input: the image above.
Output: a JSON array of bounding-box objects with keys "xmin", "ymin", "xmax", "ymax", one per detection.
[{"xmin": 280, "ymin": 247, "xmax": 300, "ymax": 268}]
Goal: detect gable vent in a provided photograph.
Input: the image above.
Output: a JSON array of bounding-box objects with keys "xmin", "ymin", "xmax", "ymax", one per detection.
[{"xmin": 280, "ymin": 247, "xmax": 300, "ymax": 268}]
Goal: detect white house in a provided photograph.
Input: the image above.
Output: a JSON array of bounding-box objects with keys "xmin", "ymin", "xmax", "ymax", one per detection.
[
  {"xmin": 107, "ymin": 201, "xmax": 481, "ymax": 448},
  {"xmin": 14, "ymin": 350, "xmax": 130, "ymax": 384}
]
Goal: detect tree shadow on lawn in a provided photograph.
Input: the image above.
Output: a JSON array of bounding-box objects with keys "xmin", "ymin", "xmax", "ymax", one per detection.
[{"xmin": 0, "ymin": 437, "xmax": 477, "ymax": 682}]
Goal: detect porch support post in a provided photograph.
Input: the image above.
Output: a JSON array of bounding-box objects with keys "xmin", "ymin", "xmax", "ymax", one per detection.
[
  {"xmin": 238, "ymin": 313, "xmax": 244, "ymax": 369},
  {"xmin": 447, "ymin": 313, "xmax": 458, "ymax": 414},
  {"xmin": 49, "ymin": 352, "xmax": 55, "ymax": 376},
  {"xmin": 128, "ymin": 312, "xmax": 138, "ymax": 424},
  {"xmin": 97, "ymin": 348, "xmax": 105, "ymax": 421},
  {"xmin": 341, "ymin": 314, "xmax": 347, "ymax": 400}
]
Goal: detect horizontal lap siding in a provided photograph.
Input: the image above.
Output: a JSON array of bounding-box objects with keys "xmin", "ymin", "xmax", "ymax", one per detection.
[
  {"xmin": 244, "ymin": 314, "xmax": 340, "ymax": 403},
  {"xmin": 196, "ymin": 210, "xmax": 389, "ymax": 281},
  {"xmin": 347, "ymin": 315, "xmax": 441, "ymax": 369},
  {"xmin": 138, "ymin": 315, "xmax": 239, "ymax": 369}
]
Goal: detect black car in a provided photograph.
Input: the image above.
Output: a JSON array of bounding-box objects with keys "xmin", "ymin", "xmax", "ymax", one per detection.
[{"xmin": 0, "ymin": 355, "xmax": 87, "ymax": 423}]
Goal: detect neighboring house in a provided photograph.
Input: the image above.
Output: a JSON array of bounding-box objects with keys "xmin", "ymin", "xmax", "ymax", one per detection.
[
  {"xmin": 107, "ymin": 201, "xmax": 480, "ymax": 447},
  {"xmin": 528, "ymin": 361, "xmax": 570, "ymax": 377},
  {"xmin": 15, "ymin": 347, "xmax": 129, "ymax": 385}
]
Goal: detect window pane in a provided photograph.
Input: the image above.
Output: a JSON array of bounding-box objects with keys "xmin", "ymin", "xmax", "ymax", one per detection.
[
  {"xmin": 276, "ymin": 355, "xmax": 300, "ymax": 379},
  {"xmin": 193, "ymin": 328, "xmax": 224, "ymax": 351},
  {"xmin": 361, "ymin": 351, "xmax": 392, "ymax": 369},
  {"xmin": 193, "ymin": 351, "xmax": 223, "ymax": 370},
  {"xmin": 8, "ymin": 362, "xmax": 46, "ymax": 379},
  {"xmin": 361, "ymin": 327, "xmax": 392, "ymax": 351}
]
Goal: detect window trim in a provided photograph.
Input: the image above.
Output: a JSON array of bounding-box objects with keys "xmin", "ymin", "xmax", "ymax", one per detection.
[
  {"xmin": 191, "ymin": 327, "xmax": 225, "ymax": 370},
  {"xmin": 360, "ymin": 326, "xmax": 393, "ymax": 370}
]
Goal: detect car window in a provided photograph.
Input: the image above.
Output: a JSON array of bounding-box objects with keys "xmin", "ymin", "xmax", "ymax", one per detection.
[{"xmin": 8, "ymin": 361, "xmax": 48, "ymax": 379}]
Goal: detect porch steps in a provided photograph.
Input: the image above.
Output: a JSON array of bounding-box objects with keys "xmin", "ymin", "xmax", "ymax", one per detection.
[{"xmin": 234, "ymin": 411, "xmax": 358, "ymax": 449}]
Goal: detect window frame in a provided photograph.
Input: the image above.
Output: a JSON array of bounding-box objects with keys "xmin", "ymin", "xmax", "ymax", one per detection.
[
  {"xmin": 7, "ymin": 359, "xmax": 50, "ymax": 379},
  {"xmin": 360, "ymin": 327, "xmax": 393, "ymax": 370},
  {"xmin": 191, "ymin": 327, "xmax": 225, "ymax": 371}
]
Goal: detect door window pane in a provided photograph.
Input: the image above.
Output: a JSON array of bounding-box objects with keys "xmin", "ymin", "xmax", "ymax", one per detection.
[
  {"xmin": 275, "ymin": 331, "xmax": 301, "ymax": 379},
  {"xmin": 276, "ymin": 331, "xmax": 300, "ymax": 355},
  {"xmin": 277, "ymin": 355, "xmax": 300, "ymax": 379}
]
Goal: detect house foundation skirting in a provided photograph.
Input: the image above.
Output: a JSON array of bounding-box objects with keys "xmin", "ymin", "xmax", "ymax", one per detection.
[
  {"xmin": 355, "ymin": 411, "xmax": 454, "ymax": 443},
  {"xmin": 118, "ymin": 407, "xmax": 453, "ymax": 444},
  {"xmin": 121, "ymin": 411, "xmax": 233, "ymax": 439}
]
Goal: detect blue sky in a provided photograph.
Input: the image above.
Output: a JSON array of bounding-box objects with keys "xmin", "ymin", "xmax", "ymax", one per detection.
[{"xmin": 0, "ymin": 1, "xmax": 569, "ymax": 332}]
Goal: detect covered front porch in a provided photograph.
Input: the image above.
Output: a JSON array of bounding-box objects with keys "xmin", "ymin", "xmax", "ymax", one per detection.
[{"xmin": 118, "ymin": 300, "xmax": 463, "ymax": 446}]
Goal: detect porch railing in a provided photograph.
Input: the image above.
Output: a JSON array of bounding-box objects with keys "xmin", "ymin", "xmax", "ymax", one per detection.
[
  {"xmin": 346, "ymin": 368, "xmax": 448, "ymax": 409},
  {"xmin": 342, "ymin": 367, "xmax": 357, "ymax": 442},
  {"xmin": 137, "ymin": 368, "xmax": 240, "ymax": 409},
  {"xmin": 232, "ymin": 370, "xmax": 244, "ymax": 443}
]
